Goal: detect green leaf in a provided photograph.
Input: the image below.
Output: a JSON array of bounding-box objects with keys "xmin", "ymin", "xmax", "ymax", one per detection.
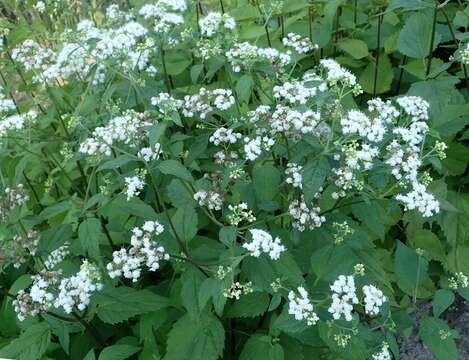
[
  {"xmin": 352, "ymin": 202, "xmax": 384, "ymax": 239},
  {"xmin": 408, "ymin": 229, "xmax": 444, "ymax": 262},
  {"xmin": 110, "ymin": 196, "xmax": 158, "ymax": 220},
  {"xmin": 191, "ymin": 64, "xmax": 204, "ymax": 84},
  {"xmin": 394, "ymin": 241, "xmax": 429, "ymax": 292},
  {"xmin": 239, "ymin": 334, "xmax": 284, "ymax": 360},
  {"xmin": 433, "ymin": 289, "xmax": 454, "ymax": 318},
  {"xmin": 337, "ymin": 39, "xmax": 369, "ymax": 59},
  {"xmin": 98, "ymin": 155, "xmax": 135, "ymax": 171},
  {"xmin": 252, "ymin": 164, "xmax": 281, "ymax": 202},
  {"xmin": 171, "ymin": 204, "xmax": 198, "ymax": 244},
  {"xmin": 158, "ymin": 160, "xmax": 194, "ymax": 182},
  {"xmin": 78, "ymin": 218, "xmax": 102, "ymax": 260},
  {"xmin": 302, "ymin": 158, "xmax": 328, "ymax": 203},
  {"xmin": 359, "ymin": 54, "xmax": 393, "ymax": 94},
  {"xmin": 219, "ymin": 226, "xmax": 237, "ymax": 247},
  {"xmin": 94, "ymin": 287, "xmax": 170, "ymax": 324},
  {"xmin": 419, "ymin": 317, "xmax": 458, "ymax": 360},
  {"xmin": 98, "ymin": 345, "xmax": 141, "ymax": 360},
  {"xmin": 163, "ymin": 313, "xmax": 225, "ymax": 360},
  {"xmin": 397, "ymin": 11, "xmax": 441, "ymax": 58},
  {"xmin": 226, "ymin": 292, "xmax": 270, "ymax": 318},
  {"xmin": 236, "ymin": 75, "xmax": 254, "ymax": 103},
  {"xmin": 0, "ymin": 322, "xmax": 51, "ymax": 360}
]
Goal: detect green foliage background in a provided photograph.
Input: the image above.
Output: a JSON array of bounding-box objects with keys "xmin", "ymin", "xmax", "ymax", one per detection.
[{"xmin": 0, "ymin": 0, "xmax": 468, "ymax": 359}]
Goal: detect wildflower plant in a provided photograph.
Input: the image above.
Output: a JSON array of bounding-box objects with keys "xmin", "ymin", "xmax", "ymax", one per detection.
[{"xmin": 0, "ymin": 1, "xmax": 467, "ymax": 360}]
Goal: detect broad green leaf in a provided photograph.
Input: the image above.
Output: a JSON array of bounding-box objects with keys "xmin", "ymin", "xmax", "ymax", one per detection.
[
  {"xmin": 97, "ymin": 155, "xmax": 135, "ymax": 171},
  {"xmin": 226, "ymin": 292, "xmax": 270, "ymax": 318},
  {"xmin": 239, "ymin": 334, "xmax": 284, "ymax": 360},
  {"xmin": 352, "ymin": 202, "xmax": 384, "ymax": 239},
  {"xmin": 408, "ymin": 229, "xmax": 444, "ymax": 262},
  {"xmin": 0, "ymin": 322, "xmax": 51, "ymax": 360},
  {"xmin": 94, "ymin": 287, "xmax": 170, "ymax": 324},
  {"xmin": 419, "ymin": 317, "xmax": 458, "ymax": 360},
  {"xmin": 171, "ymin": 205, "xmax": 198, "ymax": 244},
  {"xmin": 394, "ymin": 241, "xmax": 429, "ymax": 292},
  {"xmin": 337, "ymin": 39, "xmax": 369, "ymax": 59},
  {"xmin": 98, "ymin": 345, "xmax": 141, "ymax": 360},
  {"xmin": 302, "ymin": 158, "xmax": 328, "ymax": 204},
  {"xmin": 78, "ymin": 217, "xmax": 102, "ymax": 260},
  {"xmin": 359, "ymin": 54, "xmax": 393, "ymax": 94},
  {"xmin": 219, "ymin": 226, "xmax": 237, "ymax": 247},
  {"xmin": 163, "ymin": 313, "xmax": 225, "ymax": 360},
  {"xmin": 252, "ymin": 164, "xmax": 281, "ymax": 203},
  {"xmin": 433, "ymin": 289, "xmax": 454, "ymax": 318},
  {"xmin": 236, "ymin": 74, "xmax": 254, "ymax": 103},
  {"xmin": 397, "ymin": 11, "xmax": 441, "ymax": 58},
  {"xmin": 158, "ymin": 160, "xmax": 194, "ymax": 182}
]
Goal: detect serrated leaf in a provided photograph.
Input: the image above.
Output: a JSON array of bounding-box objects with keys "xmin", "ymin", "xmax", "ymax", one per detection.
[
  {"xmin": 171, "ymin": 204, "xmax": 198, "ymax": 244},
  {"xmin": 78, "ymin": 218, "xmax": 102, "ymax": 260},
  {"xmin": 94, "ymin": 287, "xmax": 170, "ymax": 324},
  {"xmin": 163, "ymin": 313, "xmax": 224, "ymax": 360},
  {"xmin": 239, "ymin": 334, "xmax": 284, "ymax": 360},
  {"xmin": 226, "ymin": 292, "xmax": 270, "ymax": 318},
  {"xmin": 394, "ymin": 241, "xmax": 429, "ymax": 292},
  {"xmin": 419, "ymin": 317, "xmax": 458, "ymax": 360},
  {"xmin": 98, "ymin": 345, "xmax": 141, "ymax": 360},
  {"xmin": 158, "ymin": 160, "xmax": 194, "ymax": 182},
  {"xmin": 337, "ymin": 39, "xmax": 369, "ymax": 59},
  {"xmin": 302, "ymin": 158, "xmax": 328, "ymax": 203},
  {"xmin": 236, "ymin": 75, "xmax": 254, "ymax": 103},
  {"xmin": 252, "ymin": 164, "xmax": 281, "ymax": 202},
  {"xmin": 397, "ymin": 11, "xmax": 441, "ymax": 58},
  {"xmin": 433, "ymin": 289, "xmax": 454, "ymax": 318},
  {"xmin": 0, "ymin": 322, "xmax": 51, "ymax": 360}
]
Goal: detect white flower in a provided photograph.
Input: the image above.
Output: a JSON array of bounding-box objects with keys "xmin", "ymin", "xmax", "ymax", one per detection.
[
  {"xmin": 282, "ymin": 33, "xmax": 318, "ymax": 53},
  {"xmin": 34, "ymin": 1, "xmax": 46, "ymax": 13},
  {"xmin": 289, "ymin": 195, "xmax": 325, "ymax": 231},
  {"xmin": 194, "ymin": 190, "xmax": 223, "ymax": 210},
  {"xmin": 44, "ymin": 243, "xmax": 70, "ymax": 269},
  {"xmin": 396, "ymin": 96, "xmax": 429, "ymax": 122},
  {"xmin": 209, "ymin": 127, "xmax": 242, "ymax": 146},
  {"xmin": 362, "ymin": 284, "xmax": 387, "ymax": 316},
  {"xmin": 199, "ymin": 12, "xmax": 236, "ymax": 37},
  {"xmin": 320, "ymin": 59, "xmax": 357, "ymax": 87},
  {"xmin": 243, "ymin": 229, "xmax": 285, "ymax": 260},
  {"xmin": 54, "ymin": 260, "xmax": 103, "ymax": 313},
  {"xmin": 395, "ymin": 182, "xmax": 440, "ymax": 217},
  {"xmin": 285, "ymin": 163, "xmax": 303, "ymax": 189},
  {"xmin": 288, "ymin": 286, "xmax": 319, "ymax": 325},
  {"xmin": 138, "ymin": 143, "xmax": 163, "ymax": 162},
  {"xmin": 372, "ymin": 343, "xmax": 392, "ymax": 360},
  {"xmin": 328, "ymin": 275, "xmax": 359, "ymax": 321},
  {"xmin": 124, "ymin": 176, "xmax": 145, "ymax": 200},
  {"xmin": 244, "ymin": 136, "xmax": 275, "ymax": 161}
]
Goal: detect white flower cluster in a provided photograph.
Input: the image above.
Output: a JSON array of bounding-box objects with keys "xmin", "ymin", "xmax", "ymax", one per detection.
[
  {"xmin": 0, "ymin": 184, "xmax": 29, "ymax": 220},
  {"xmin": 285, "ymin": 163, "xmax": 303, "ymax": 189},
  {"xmin": 54, "ymin": 260, "xmax": 103, "ymax": 313},
  {"xmin": 14, "ymin": 290, "xmax": 48, "ymax": 321},
  {"xmin": 362, "ymin": 284, "xmax": 387, "ymax": 316},
  {"xmin": 13, "ymin": 16, "xmax": 157, "ymax": 84},
  {"xmin": 367, "ymin": 98, "xmax": 400, "ymax": 124},
  {"xmin": 106, "ymin": 221, "xmax": 169, "ymax": 282},
  {"xmin": 288, "ymin": 286, "xmax": 319, "ymax": 325},
  {"xmin": 282, "ymin": 33, "xmax": 318, "ymax": 53},
  {"xmin": 199, "ymin": 12, "xmax": 236, "ymax": 37},
  {"xmin": 223, "ymin": 281, "xmax": 253, "ymax": 299},
  {"xmin": 124, "ymin": 175, "xmax": 146, "ymax": 200},
  {"xmin": 328, "ymin": 275, "xmax": 359, "ymax": 321},
  {"xmin": 320, "ymin": 59, "xmax": 360, "ymax": 92},
  {"xmin": 139, "ymin": 0, "xmax": 187, "ymax": 33},
  {"xmin": 289, "ymin": 195, "xmax": 325, "ymax": 231},
  {"xmin": 1, "ymin": 231, "xmax": 40, "ymax": 269},
  {"xmin": 214, "ymin": 150, "xmax": 238, "ymax": 164},
  {"xmin": 244, "ymin": 136, "xmax": 275, "ymax": 161},
  {"xmin": 194, "ymin": 190, "xmax": 223, "ymax": 210},
  {"xmin": 226, "ymin": 42, "xmax": 291, "ymax": 73},
  {"xmin": 372, "ymin": 343, "xmax": 392, "ymax": 360},
  {"xmin": 243, "ymin": 229, "xmax": 285, "ymax": 260},
  {"xmin": 396, "ymin": 96, "xmax": 429, "ymax": 122},
  {"xmin": 44, "ymin": 243, "xmax": 70, "ymax": 269},
  {"xmin": 30, "ymin": 270, "xmax": 60, "ymax": 310},
  {"xmin": 341, "ymin": 110, "xmax": 387, "ymax": 143},
  {"xmin": 138, "ymin": 143, "xmax": 163, "ymax": 162},
  {"xmin": 151, "ymin": 93, "xmax": 183, "ymax": 113},
  {"xmin": 79, "ymin": 112, "xmax": 152, "ymax": 156},
  {"xmin": 395, "ymin": 182, "xmax": 440, "ymax": 217},
  {"xmin": 273, "ymin": 81, "xmax": 318, "ymax": 105},
  {"xmin": 0, "ymin": 109, "xmax": 37, "ymax": 137},
  {"xmin": 182, "ymin": 88, "xmax": 235, "ymax": 118},
  {"xmin": 209, "ymin": 127, "xmax": 242, "ymax": 146}
]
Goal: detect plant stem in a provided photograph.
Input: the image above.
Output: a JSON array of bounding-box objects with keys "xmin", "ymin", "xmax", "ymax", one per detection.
[
  {"xmin": 373, "ymin": 14, "xmax": 383, "ymax": 97},
  {"xmin": 72, "ymin": 312, "xmax": 107, "ymax": 347},
  {"xmin": 425, "ymin": 4, "xmax": 438, "ymax": 78}
]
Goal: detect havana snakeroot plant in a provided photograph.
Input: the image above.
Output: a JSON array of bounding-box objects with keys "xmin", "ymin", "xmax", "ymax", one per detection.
[{"xmin": 0, "ymin": 1, "xmax": 467, "ymax": 360}]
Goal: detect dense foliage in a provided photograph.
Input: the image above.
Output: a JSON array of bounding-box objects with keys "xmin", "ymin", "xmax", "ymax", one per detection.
[{"xmin": 0, "ymin": 0, "xmax": 468, "ymax": 359}]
